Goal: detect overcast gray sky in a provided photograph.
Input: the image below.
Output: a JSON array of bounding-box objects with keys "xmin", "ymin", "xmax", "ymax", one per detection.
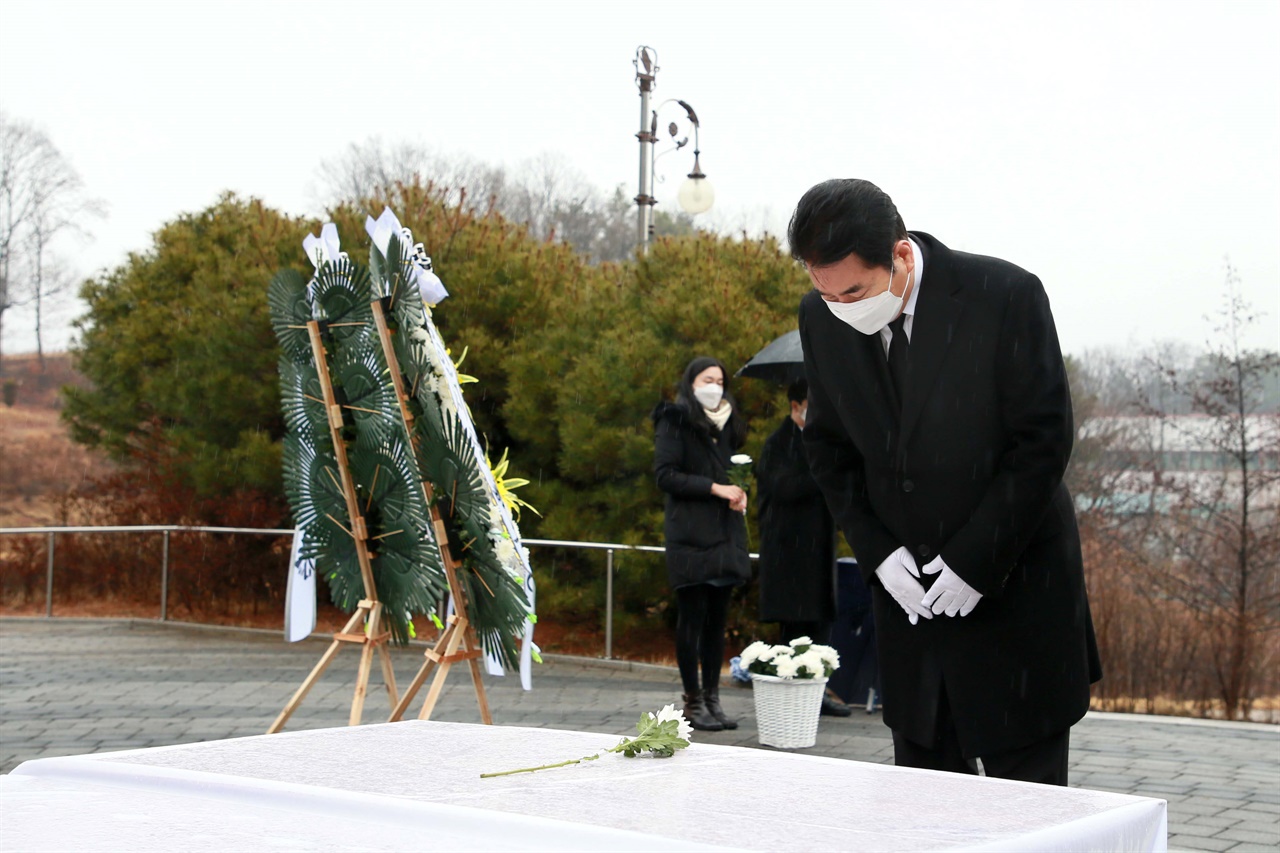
[{"xmin": 2, "ymin": 0, "xmax": 1277, "ymax": 358}]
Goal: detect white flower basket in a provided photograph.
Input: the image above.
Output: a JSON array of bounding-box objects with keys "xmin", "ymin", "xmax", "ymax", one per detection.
[{"xmin": 750, "ymin": 673, "xmax": 827, "ymax": 749}]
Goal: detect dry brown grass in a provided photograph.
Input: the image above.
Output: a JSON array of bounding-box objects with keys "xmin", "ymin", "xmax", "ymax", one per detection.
[
  {"xmin": 0, "ymin": 353, "xmax": 114, "ymax": 527},
  {"xmin": 1091, "ymin": 694, "xmax": 1280, "ymax": 723}
]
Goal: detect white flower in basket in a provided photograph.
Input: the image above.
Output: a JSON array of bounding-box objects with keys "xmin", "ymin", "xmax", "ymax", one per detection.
[{"xmin": 740, "ymin": 637, "xmax": 841, "ymax": 749}]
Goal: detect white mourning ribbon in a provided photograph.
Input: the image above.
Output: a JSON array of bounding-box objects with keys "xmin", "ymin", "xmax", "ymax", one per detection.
[
  {"xmin": 283, "ymin": 529, "xmax": 317, "ymax": 642},
  {"xmin": 302, "ymin": 223, "xmax": 342, "ymax": 269},
  {"xmin": 301, "ymin": 222, "xmax": 343, "ymax": 308},
  {"xmin": 364, "ymin": 207, "xmax": 449, "ymax": 304}
]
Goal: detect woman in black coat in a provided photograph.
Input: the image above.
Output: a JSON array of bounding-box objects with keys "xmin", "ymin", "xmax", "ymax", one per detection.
[{"xmin": 652, "ymin": 356, "xmax": 751, "ymax": 731}]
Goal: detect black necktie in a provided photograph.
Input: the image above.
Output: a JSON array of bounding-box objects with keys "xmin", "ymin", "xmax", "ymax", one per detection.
[{"xmin": 887, "ymin": 314, "xmax": 910, "ymax": 406}]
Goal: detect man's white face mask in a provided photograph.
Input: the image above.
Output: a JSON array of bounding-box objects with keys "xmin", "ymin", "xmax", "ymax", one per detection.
[
  {"xmin": 825, "ymin": 263, "xmax": 906, "ymax": 335},
  {"xmin": 693, "ymin": 383, "xmax": 724, "ymax": 409}
]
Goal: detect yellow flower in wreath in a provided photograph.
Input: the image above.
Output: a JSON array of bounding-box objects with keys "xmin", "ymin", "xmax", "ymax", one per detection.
[{"xmin": 487, "ymin": 447, "xmax": 541, "ymax": 521}]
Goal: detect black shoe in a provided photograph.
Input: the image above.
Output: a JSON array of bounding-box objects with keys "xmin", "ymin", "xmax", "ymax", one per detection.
[
  {"xmin": 682, "ymin": 691, "xmax": 724, "ymax": 731},
  {"xmin": 703, "ymin": 686, "xmax": 739, "ymax": 730},
  {"xmin": 820, "ymin": 694, "xmax": 853, "ymax": 717}
]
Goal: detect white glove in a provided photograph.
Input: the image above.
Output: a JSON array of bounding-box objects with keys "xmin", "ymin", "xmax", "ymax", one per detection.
[
  {"xmin": 874, "ymin": 546, "xmax": 933, "ymax": 625},
  {"xmin": 921, "ymin": 556, "xmax": 983, "ymax": 617}
]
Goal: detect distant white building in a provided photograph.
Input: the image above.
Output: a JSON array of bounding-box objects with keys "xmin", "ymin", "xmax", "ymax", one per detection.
[{"xmin": 1074, "ymin": 414, "xmax": 1280, "ymax": 516}]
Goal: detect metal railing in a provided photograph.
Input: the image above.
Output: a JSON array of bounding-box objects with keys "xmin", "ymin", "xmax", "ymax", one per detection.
[{"xmin": 0, "ymin": 525, "xmax": 754, "ymax": 659}]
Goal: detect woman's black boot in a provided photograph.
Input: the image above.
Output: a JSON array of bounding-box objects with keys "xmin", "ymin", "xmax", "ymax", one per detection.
[
  {"xmin": 682, "ymin": 691, "xmax": 724, "ymax": 731},
  {"xmin": 703, "ymin": 685, "xmax": 739, "ymax": 730}
]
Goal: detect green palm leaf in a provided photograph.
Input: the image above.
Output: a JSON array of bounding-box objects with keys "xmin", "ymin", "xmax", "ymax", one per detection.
[
  {"xmin": 279, "ymin": 358, "xmax": 328, "ymax": 441},
  {"xmin": 386, "ymin": 234, "xmax": 429, "ymax": 331},
  {"xmin": 281, "ymin": 431, "xmax": 346, "ymax": 534},
  {"xmin": 317, "ymin": 532, "xmax": 362, "ymax": 613},
  {"xmin": 332, "ymin": 346, "xmax": 398, "ymax": 443},
  {"xmin": 312, "ymin": 257, "xmax": 372, "ymax": 350},
  {"xmin": 350, "ymin": 434, "xmax": 448, "ymax": 643},
  {"xmin": 267, "ymin": 268, "xmax": 314, "ymax": 365},
  {"xmin": 459, "ymin": 545, "xmax": 528, "ymax": 670},
  {"xmin": 413, "ymin": 407, "xmax": 489, "ymax": 523}
]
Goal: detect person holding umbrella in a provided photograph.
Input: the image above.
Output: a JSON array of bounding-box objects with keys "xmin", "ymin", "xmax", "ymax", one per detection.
[
  {"xmin": 652, "ymin": 356, "xmax": 751, "ymax": 731},
  {"xmin": 754, "ymin": 376, "xmax": 853, "ymax": 717}
]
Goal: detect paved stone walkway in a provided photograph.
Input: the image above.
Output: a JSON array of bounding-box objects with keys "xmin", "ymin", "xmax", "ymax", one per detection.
[{"xmin": 2, "ymin": 618, "xmax": 1277, "ymax": 851}]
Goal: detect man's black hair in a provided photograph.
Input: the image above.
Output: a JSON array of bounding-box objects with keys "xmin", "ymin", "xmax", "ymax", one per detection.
[
  {"xmin": 787, "ymin": 377, "xmax": 808, "ymax": 404},
  {"xmin": 787, "ymin": 178, "xmax": 907, "ymax": 269}
]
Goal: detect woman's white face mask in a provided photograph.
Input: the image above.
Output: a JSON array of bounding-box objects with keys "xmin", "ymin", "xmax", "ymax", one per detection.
[
  {"xmin": 693, "ymin": 383, "xmax": 724, "ymax": 409},
  {"xmin": 825, "ymin": 264, "xmax": 906, "ymax": 335}
]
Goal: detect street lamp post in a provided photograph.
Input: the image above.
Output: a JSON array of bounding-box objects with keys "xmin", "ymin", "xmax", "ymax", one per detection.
[{"xmin": 633, "ymin": 46, "xmax": 714, "ymax": 255}]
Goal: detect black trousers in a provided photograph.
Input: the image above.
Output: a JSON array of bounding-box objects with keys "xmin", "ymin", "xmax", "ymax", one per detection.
[
  {"xmin": 891, "ymin": 689, "xmax": 1071, "ymax": 786},
  {"xmin": 674, "ymin": 584, "xmax": 734, "ymax": 695}
]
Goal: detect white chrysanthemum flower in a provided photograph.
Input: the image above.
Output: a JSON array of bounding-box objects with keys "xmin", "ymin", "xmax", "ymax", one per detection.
[
  {"xmin": 788, "ymin": 635, "xmax": 813, "ymax": 648},
  {"xmin": 770, "ymin": 644, "xmax": 792, "ymax": 659},
  {"xmin": 656, "ymin": 703, "xmax": 694, "ymax": 742},
  {"xmin": 495, "ymin": 538, "xmax": 516, "ymax": 567},
  {"xmin": 730, "ymin": 454, "xmax": 752, "ymax": 466},
  {"xmin": 813, "ymin": 644, "xmax": 840, "ymax": 671},
  {"xmin": 773, "ymin": 656, "xmax": 800, "ymax": 679},
  {"xmin": 740, "ymin": 641, "xmax": 770, "ymax": 666},
  {"xmin": 793, "ymin": 650, "xmax": 827, "ymax": 679}
]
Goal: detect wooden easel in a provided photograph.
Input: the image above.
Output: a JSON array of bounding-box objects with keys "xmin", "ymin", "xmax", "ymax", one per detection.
[
  {"xmin": 268, "ymin": 321, "xmax": 399, "ymax": 733},
  {"xmin": 370, "ymin": 300, "xmax": 492, "ymax": 724}
]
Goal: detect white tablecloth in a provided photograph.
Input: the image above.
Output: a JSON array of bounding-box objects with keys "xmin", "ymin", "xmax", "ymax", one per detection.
[{"xmin": 1, "ymin": 721, "xmax": 1166, "ymax": 852}]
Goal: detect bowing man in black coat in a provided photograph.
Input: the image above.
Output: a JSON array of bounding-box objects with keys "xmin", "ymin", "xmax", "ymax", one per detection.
[
  {"xmin": 790, "ymin": 179, "xmax": 1101, "ymax": 786},
  {"xmin": 653, "ymin": 356, "xmax": 752, "ymax": 732}
]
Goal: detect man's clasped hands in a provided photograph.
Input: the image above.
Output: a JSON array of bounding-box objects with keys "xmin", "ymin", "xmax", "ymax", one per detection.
[{"xmin": 875, "ymin": 546, "xmax": 984, "ymax": 625}]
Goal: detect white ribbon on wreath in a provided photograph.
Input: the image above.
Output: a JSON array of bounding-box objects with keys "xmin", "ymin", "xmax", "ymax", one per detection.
[{"xmin": 365, "ymin": 207, "xmax": 449, "ymax": 305}]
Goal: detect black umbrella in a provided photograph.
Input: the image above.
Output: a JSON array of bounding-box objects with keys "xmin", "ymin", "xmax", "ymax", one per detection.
[{"xmin": 736, "ymin": 329, "xmax": 804, "ymax": 385}]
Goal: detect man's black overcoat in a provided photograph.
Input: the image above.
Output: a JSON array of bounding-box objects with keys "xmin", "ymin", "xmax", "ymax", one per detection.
[
  {"xmin": 757, "ymin": 416, "xmax": 836, "ymax": 624},
  {"xmin": 799, "ymin": 232, "xmax": 1102, "ymax": 757}
]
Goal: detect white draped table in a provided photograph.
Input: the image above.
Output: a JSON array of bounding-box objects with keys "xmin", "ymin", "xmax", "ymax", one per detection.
[{"xmin": 0, "ymin": 721, "xmax": 1166, "ymax": 852}]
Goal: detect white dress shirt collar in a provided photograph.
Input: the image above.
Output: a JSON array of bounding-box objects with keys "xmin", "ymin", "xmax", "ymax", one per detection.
[{"xmin": 879, "ymin": 236, "xmax": 924, "ymax": 352}]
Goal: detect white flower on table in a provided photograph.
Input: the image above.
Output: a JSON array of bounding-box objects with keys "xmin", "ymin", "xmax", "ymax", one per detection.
[
  {"xmin": 788, "ymin": 635, "xmax": 814, "ymax": 648},
  {"xmin": 481, "ymin": 705, "xmax": 692, "ymax": 777},
  {"xmin": 655, "ymin": 703, "xmax": 694, "ymax": 743}
]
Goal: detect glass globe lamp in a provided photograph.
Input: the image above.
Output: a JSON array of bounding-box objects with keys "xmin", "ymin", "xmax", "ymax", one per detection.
[{"xmin": 677, "ymin": 153, "xmax": 714, "ymax": 215}]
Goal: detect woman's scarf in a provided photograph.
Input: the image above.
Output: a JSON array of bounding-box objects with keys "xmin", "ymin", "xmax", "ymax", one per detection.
[{"xmin": 704, "ymin": 400, "xmax": 732, "ymax": 432}]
